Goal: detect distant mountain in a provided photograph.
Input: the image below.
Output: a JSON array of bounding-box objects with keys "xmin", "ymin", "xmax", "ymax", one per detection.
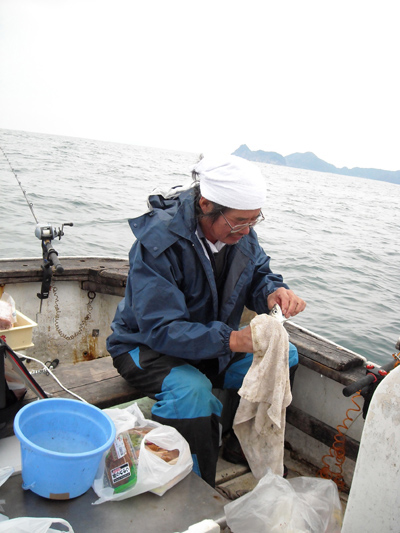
[{"xmin": 232, "ymin": 144, "xmax": 400, "ymax": 185}]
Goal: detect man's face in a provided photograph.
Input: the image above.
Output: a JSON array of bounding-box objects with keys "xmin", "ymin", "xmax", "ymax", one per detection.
[{"xmin": 199, "ymin": 198, "xmax": 262, "ymax": 244}]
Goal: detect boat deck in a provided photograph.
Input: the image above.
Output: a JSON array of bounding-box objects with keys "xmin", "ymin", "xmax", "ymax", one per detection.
[
  {"xmin": 0, "ymin": 466, "xmax": 229, "ymax": 533},
  {"xmin": 0, "ymin": 354, "xmax": 348, "ymax": 531},
  {"xmin": 0, "ymin": 414, "xmax": 347, "ymax": 533},
  {"xmin": 0, "ymin": 430, "xmax": 347, "ymax": 533}
]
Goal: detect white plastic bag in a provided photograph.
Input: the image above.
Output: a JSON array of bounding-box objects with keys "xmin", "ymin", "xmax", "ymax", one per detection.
[
  {"xmin": 92, "ymin": 403, "xmax": 193, "ymax": 504},
  {"xmin": 0, "ymin": 516, "xmax": 74, "ymax": 532},
  {"xmin": 224, "ymin": 469, "xmax": 342, "ymax": 533}
]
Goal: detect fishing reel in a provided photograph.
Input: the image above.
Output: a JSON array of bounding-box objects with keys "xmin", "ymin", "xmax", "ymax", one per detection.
[
  {"xmin": 35, "ymin": 223, "xmax": 73, "ymax": 242},
  {"xmin": 35, "ymin": 222, "xmax": 73, "ymax": 305}
]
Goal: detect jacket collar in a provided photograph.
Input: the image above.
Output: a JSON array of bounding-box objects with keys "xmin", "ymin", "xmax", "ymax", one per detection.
[
  {"xmin": 128, "ymin": 189, "xmax": 196, "ymax": 257},
  {"xmin": 128, "ymin": 188, "xmax": 258, "ymax": 260}
]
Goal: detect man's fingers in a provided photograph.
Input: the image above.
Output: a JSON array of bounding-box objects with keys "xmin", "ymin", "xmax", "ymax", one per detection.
[
  {"xmin": 286, "ymin": 297, "xmax": 306, "ymax": 317},
  {"xmin": 268, "ymin": 288, "xmax": 306, "ymax": 318}
]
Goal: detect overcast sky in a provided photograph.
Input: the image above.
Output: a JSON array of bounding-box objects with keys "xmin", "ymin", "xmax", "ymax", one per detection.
[{"xmin": 1, "ymin": 0, "xmax": 399, "ymax": 171}]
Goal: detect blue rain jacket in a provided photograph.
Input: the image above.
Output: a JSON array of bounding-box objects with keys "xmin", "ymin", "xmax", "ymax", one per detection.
[{"xmin": 107, "ymin": 188, "xmax": 289, "ymax": 372}]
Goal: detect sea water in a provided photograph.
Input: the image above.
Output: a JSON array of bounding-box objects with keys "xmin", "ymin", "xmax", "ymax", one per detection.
[{"xmin": 0, "ymin": 128, "xmax": 399, "ymax": 364}]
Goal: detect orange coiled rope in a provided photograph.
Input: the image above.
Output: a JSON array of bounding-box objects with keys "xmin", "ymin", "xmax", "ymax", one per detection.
[{"xmin": 318, "ymin": 392, "xmax": 362, "ymax": 491}]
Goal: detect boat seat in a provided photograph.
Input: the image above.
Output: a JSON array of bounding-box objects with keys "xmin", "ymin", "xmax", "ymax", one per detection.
[{"xmin": 0, "ymin": 320, "xmax": 367, "ymax": 441}]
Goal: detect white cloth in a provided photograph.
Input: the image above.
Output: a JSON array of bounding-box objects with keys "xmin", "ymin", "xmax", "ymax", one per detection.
[
  {"xmin": 233, "ymin": 314, "xmax": 292, "ymax": 478},
  {"xmin": 193, "ymin": 154, "xmax": 266, "ymax": 210}
]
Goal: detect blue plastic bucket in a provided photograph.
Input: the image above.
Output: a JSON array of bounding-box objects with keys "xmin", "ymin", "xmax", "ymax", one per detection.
[{"xmin": 14, "ymin": 398, "xmax": 116, "ymax": 500}]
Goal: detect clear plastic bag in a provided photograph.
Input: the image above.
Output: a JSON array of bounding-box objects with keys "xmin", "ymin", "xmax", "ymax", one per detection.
[
  {"xmin": 92, "ymin": 403, "xmax": 193, "ymax": 504},
  {"xmin": 3, "ymin": 355, "xmax": 27, "ymax": 402},
  {"xmin": 0, "ymin": 293, "xmax": 16, "ymax": 331},
  {"xmin": 224, "ymin": 468, "xmax": 342, "ymax": 533}
]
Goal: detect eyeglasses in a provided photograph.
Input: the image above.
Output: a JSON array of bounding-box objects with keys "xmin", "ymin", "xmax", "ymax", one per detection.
[{"xmin": 219, "ymin": 210, "xmax": 265, "ymax": 233}]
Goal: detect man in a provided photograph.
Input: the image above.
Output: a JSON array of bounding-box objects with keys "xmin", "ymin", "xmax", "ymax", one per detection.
[{"xmin": 107, "ymin": 154, "xmax": 306, "ymax": 486}]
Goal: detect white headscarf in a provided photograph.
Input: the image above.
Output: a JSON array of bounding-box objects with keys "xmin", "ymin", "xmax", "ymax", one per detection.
[{"xmin": 193, "ymin": 154, "xmax": 266, "ymax": 210}]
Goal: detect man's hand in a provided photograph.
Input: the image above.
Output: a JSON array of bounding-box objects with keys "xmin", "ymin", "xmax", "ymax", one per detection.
[
  {"xmin": 229, "ymin": 288, "xmax": 306, "ymax": 353},
  {"xmin": 229, "ymin": 326, "xmax": 253, "ymax": 353},
  {"xmin": 267, "ymin": 288, "xmax": 306, "ymax": 319}
]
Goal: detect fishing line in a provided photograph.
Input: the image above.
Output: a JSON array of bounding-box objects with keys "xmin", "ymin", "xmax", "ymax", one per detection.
[{"xmin": 0, "ymin": 146, "xmax": 39, "ymax": 224}]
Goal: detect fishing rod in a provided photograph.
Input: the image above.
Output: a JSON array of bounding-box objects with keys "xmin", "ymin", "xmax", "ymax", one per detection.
[
  {"xmin": 1, "ymin": 147, "xmax": 39, "ymax": 224},
  {"xmin": 1, "ymin": 147, "xmax": 73, "ymax": 309}
]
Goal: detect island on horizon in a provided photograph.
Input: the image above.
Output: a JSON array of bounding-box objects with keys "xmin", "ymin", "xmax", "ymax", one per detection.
[{"xmin": 232, "ymin": 144, "xmax": 400, "ymax": 185}]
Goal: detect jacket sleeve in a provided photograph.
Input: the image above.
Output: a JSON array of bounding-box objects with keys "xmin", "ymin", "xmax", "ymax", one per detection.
[
  {"xmin": 121, "ymin": 242, "xmax": 233, "ymax": 360},
  {"xmin": 245, "ymin": 241, "xmax": 289, "ymax": 315}
]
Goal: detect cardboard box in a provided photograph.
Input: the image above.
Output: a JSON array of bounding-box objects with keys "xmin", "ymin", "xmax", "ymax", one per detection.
[{"xmin": 0, "ymin": 311, "xmax": 37, "ymax": 351}]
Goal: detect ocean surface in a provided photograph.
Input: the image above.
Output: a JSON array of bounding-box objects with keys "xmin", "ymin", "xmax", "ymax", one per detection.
[{"xmin": 1, "ymin": 129, "xmax": 399, "ymax": 364}]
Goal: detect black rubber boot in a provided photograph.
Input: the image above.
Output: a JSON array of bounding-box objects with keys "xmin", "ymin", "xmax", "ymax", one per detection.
[{"xmin": 222, "ymin": 432, "xmax": 248, "ymax": 465}]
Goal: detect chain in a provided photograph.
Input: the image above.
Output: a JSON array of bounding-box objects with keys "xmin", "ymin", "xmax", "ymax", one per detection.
[{"xmin": 53, "ymin": 286, "xmax": 95, "ymax": 340}]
